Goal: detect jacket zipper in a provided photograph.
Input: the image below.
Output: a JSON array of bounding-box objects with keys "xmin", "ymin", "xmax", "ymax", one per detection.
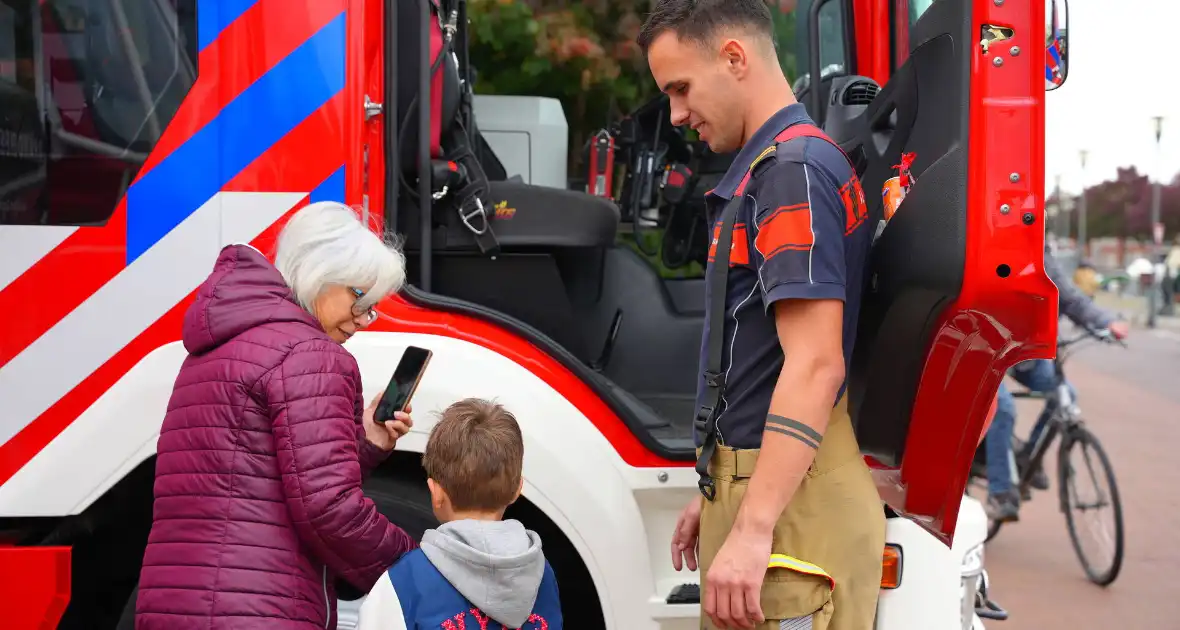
[{"xmin": 322, "ymin": 565, "xmax": 330, "ymax": 629}]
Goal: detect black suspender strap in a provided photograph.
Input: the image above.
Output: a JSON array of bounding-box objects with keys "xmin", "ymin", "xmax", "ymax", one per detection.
[{"xmin": 694, "ymin": 191, "xmax": 744, "ymax": 501}]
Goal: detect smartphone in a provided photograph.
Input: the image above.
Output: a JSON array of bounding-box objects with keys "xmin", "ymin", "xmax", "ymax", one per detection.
[{"xmin": 374, "ymin": 346, "xmax": 432, "ymax": 423}]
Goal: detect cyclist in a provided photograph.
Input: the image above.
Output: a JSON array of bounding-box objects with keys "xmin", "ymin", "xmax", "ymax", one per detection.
[{"xmin": 985, "ymin": 246, "xmax": 1129, "ymax": 522}]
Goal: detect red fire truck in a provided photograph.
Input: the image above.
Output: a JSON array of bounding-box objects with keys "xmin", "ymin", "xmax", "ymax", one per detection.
[{"xmin": 0, "ymin": 0, "xmax": 1065, "ymax": 628}]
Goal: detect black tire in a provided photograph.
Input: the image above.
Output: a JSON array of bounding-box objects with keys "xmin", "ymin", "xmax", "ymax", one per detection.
[
  {"xmin": 364, "ymin": 473, "xmax": 440, "ymax": 541},
  {"xmin": 114, "ymin": 584, "xmax": 137, "ymax": 630},
  {"xmin": 116, "ymin": 475, "xmax": 440, "ymax": 625},
  {"xmin": 334, "ymin": 473, "xmax": 440, "ymax": 600},
  {"xmin": 1058, "ymin": 428, "xmax": 1124, "ymax": 586},
  {"xmin": 365, "ymin": 472, "xmax": 606, "ymax": 629}
]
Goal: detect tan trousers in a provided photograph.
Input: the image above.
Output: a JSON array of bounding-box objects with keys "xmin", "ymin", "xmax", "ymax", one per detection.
[{"xmin": 697, "ymin": 396, "xmax": 886, "ymax": 630}]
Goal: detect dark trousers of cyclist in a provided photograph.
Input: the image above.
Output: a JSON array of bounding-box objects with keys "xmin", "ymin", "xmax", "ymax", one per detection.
[{"xmin": 986, "ymin": 359, "xmax": 1076, "ymax": 519}]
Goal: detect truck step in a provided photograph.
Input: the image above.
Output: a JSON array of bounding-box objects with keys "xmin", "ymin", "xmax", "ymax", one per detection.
[{"xmin": 666, "ymin": 583, "xmax": 700, "ymax": 604}]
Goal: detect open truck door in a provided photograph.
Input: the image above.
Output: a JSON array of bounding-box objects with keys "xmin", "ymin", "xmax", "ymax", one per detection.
[{"xmin": 798, "ymin": 0, "xmax": 1064, "ymax": 546}]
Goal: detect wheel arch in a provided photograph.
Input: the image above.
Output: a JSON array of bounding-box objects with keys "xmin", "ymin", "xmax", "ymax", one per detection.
[{"xmin": 377, "ymin": 450, "xmax": 607, "ymax": 626}]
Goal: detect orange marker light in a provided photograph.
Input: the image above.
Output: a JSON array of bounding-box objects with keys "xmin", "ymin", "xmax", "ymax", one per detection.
[{"xmin": 881, "ymin": 544, "xmax": 902, "ymax": 589}]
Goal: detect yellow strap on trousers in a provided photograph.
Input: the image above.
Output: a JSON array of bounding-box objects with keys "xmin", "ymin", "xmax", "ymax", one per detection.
[{"xmin": 768, "ymin": 554, "xmax": 836, "ymax": 592}]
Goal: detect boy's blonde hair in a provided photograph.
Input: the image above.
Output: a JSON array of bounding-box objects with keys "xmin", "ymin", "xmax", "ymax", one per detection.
[{"xmin": 422, "ymin": 398, "xmax": 523, "ymax": 511}]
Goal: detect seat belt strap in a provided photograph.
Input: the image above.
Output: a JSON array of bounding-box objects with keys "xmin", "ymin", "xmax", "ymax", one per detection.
[
  {"xmin": 694, "ymin": 189, "xmax": 741, "ymax": 500},
  {"xmin": 694, "ymin": 122, "xmax": 832, "ymax": 501}
]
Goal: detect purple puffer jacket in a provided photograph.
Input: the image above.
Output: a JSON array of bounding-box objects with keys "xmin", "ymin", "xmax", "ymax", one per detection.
[{"xmin": 135, "ymin": 245, "xmax": 416, "ymax": 629}]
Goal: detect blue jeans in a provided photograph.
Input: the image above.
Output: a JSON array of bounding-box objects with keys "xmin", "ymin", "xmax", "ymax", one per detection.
[{"xmin": 985, "ymin": 359, "xmax": 1074, "ymax": 495}]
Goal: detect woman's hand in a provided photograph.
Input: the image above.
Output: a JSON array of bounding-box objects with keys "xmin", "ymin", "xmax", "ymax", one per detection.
[{"xmin": 363, "ymin": 397, "xmax": 413, "ymax": 452}]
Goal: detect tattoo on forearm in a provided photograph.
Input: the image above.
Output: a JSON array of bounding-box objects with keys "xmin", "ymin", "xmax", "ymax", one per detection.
[{"xmin": 766, "ymin": 414, "xmax": 823, "ymax": 450}]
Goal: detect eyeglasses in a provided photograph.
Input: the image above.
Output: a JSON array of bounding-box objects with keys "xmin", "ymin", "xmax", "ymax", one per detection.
[{"xmin": 349, "ymin": 287, "xmax": 378, "ymax": 323}]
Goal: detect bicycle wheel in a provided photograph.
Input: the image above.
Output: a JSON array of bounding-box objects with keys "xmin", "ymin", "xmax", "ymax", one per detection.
[{"xmin": 1058, "ymin": 427, "xmax": 1124, "ymax": 586}]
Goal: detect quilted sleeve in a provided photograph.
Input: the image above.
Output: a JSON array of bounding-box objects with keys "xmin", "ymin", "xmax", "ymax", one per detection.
[{"xmin": 265, "ymin": 341, "xmax": 417, "ymax": 590}]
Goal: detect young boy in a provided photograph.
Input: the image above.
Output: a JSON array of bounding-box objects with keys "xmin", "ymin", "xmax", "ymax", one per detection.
[{"xmin": 357, "ymin": 398, "xmax": 562, "ymax": 630}]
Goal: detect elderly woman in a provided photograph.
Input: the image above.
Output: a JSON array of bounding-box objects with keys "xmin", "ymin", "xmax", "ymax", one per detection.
[{"xmin": 134, "ymin": 202, "xmax": 417, "ymax": 629}]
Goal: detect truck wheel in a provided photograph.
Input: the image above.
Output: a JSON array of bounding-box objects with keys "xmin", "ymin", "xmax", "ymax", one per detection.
[
  {"xmin": 330, "ymin": 474, "xmax": 440, "ymax": 601},
  {"xmin": 115, "ymin": 475, "xmax": 438, "ymax": 627},
  {"xmin": 364, "ymin": 473, "xmax": 440, "ymax": 542},
  {"xmin": 368, "ymin": 472, "xmax": 606, "ymax": 629},
  {"xmin": 114, "ymin": 584, "xmax": 137, "ymax": 630}
]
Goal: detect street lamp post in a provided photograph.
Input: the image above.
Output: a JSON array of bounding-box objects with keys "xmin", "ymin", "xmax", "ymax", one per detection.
[
  {"xmin": 1152, "ymin": 116, "xmax": 1172, "ymax": 317},
  {"xmin": 1152, "ymin": 117, "xmax": 1164, "ymax": 237},
  {"xmin": 1061, "ymin": 191, "xmax": 1075, "ymax": 258},
  {"xmin": 1051, "ymin": 174, "xmax": 1063, "ymax": 242},
  {"xmin": 1078, "ymin": 149, "xmax": 1089, "ymax": 257}
]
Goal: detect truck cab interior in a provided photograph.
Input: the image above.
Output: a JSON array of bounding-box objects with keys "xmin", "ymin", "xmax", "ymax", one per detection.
[{"xmin": 389, "ymin": 0, "xmax": 1061, "ymax": 542}]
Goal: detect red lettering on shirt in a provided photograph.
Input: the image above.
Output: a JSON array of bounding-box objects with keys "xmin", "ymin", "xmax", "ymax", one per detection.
[
  {"xmin": 841, "ymin": 177, "xmax": 868, "ymax": 235},
  {"xmin": 506, "ymin": 613, "xmax": 549, "ymax": 630},
  {"xmin": 470, "ymin": 609, "xmax": 490, "ymax": 630},
  {"xmin": 707, "ymin": 222, "xmax": 750, "ymax": 267},
  {"xmin": 444, "ymin": 609, "xmax": 547, "ymax": 629}
]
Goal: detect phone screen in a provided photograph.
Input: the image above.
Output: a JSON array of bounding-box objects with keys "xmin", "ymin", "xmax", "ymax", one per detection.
[{"xmin": 375, "ymin": 346, "xmax": 431, "ymax": 422}]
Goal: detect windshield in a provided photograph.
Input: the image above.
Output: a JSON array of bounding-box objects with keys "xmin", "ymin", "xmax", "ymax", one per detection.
[{"xmin": 910, "ymin": 0, "xmax": 939, "ymax": 24}]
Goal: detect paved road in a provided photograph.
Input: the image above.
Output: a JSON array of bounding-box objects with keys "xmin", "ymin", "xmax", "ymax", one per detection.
[{"xmin": 974, "ymin": 323, "xmax": 1180, "ymax": 628}]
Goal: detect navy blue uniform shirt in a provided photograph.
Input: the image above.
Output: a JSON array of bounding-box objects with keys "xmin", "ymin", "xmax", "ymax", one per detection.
[{"xmin": 694, "ymin": 103, "xmax": 871, "ymax": 450}]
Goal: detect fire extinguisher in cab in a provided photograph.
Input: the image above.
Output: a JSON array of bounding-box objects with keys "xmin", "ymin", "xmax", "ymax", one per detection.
[
  {"xmin": 881, "ymin": 152, "xmax": 917, "ymax": 221},
  {"xmin": 588, "ymin": 129, "xmax": 615, "ymax": 198}
]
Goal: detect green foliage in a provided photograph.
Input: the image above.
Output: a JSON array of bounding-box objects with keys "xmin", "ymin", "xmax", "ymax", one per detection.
[
  {"xmin": 617, "ymin": 229, "xmax": 706, "ymax": 278},
  {"xmin": 468, "ymin": 1, "xmax": 802, "ymax": 173},
  {"xmin": 467, "ymin": 0, "xmax": 660, "ymax": 171},
  {"xmin": 465, "ymin": 1, "xmax": 804, "ymax": 278}
]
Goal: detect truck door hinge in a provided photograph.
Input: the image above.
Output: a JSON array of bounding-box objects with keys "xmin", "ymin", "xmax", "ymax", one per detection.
[{"xmin": 364, "ymin": 95, "xmax": 383, "ymax": 120}]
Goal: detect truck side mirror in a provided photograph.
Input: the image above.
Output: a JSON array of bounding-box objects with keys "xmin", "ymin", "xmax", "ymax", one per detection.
[{"xmin": 1046, "ymin": 0, "xmax": 1069, "ymax": 90}]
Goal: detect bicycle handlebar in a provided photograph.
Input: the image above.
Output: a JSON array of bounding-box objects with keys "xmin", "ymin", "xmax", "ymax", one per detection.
[{"xmin": 1058, "ymin": 325, "xmax": 1128, "ymax": 351}]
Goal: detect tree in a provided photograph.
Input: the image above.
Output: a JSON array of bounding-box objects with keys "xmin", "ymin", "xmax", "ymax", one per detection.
[
  {"xmin": 1077, "ymin": 166, "xmax": 1180, "ymax": 241},
  {"xmin": 467, "ymin": 0, "xmax": 658, "ymax": 173},
  {"xmin": 467, "ymin": 0, "xmax": 801, "ymax": 177}
]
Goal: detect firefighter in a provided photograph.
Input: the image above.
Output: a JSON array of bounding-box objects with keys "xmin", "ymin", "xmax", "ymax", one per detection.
[{"xmin": 638, "ymin": 1, "xmax": 884, "ymax": 629}]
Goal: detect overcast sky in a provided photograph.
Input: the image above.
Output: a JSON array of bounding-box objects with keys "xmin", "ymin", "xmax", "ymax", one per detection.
[{"xmin": 1045, "ymin": 0, "xmax": 1178, "ymax": 194}]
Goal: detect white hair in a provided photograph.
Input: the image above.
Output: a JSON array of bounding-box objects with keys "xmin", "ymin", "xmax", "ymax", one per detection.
[{"xmin": 274, "ymin": 201, "xmax": 406, "ymax": 312}]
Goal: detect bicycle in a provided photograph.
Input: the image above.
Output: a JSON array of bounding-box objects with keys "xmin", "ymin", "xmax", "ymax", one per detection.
[{"xmin": 969, "ymin": 326, "xmax": 1126, "ymax": 587}]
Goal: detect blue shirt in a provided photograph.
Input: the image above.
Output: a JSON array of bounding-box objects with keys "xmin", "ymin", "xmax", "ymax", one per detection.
[{"xmin": 694, "ymin": 103, "xmax": 872, "ymax": 449}]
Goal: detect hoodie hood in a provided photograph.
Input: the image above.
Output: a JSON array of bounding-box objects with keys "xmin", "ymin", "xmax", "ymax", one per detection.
[
  {"xmin": 420, "ymin": 519, "xmax": 546, "ymax": 628},
  {"xmin": 182, "ymin": 244, "xmax": 322, "ymax": 354}
]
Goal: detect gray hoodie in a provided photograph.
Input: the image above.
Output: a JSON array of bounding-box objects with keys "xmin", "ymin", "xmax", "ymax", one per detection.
[{"xmin": 420, "ymin": 518, "xmax": 547, "ymax": 629}]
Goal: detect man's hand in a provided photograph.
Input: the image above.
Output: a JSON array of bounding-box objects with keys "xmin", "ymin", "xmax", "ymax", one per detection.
[
  {"xmin": 671, "ymin": 496, "xmax": 703, "ymax": 571},
  {"xmin": 363, "ymin": 397, "xmax": 413, "ymax": 452},
  {"xmin": 703, "ymin": 526, "xmax": 773, "ymax": 629},
  {"xmin": 1109, "ymin": 320, "xmax": 1130, "ymax": 340}
]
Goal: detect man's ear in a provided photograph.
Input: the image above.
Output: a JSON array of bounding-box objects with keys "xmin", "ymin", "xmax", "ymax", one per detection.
[
  {"xmin": 720, "ymin": 39, "xmax": 750, "ymax": 76},
  {"xmin": 512, "ymin": 477, "xmax": 524, "ymax": 504}
]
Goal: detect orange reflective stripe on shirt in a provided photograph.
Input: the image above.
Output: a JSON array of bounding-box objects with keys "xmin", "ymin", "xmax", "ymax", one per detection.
[{"xmin": 768, "ymin": 553, "xmax": 836, "ymax": 591}]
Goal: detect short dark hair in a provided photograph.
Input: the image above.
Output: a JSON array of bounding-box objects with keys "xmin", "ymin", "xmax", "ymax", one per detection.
[
  {"xmin": 422, "ymin": 398, "xmax": 524, "ymax": 512},
  {"xmin": 637, "ymin": 0, "xmax": 775, "ymax": 55}
]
